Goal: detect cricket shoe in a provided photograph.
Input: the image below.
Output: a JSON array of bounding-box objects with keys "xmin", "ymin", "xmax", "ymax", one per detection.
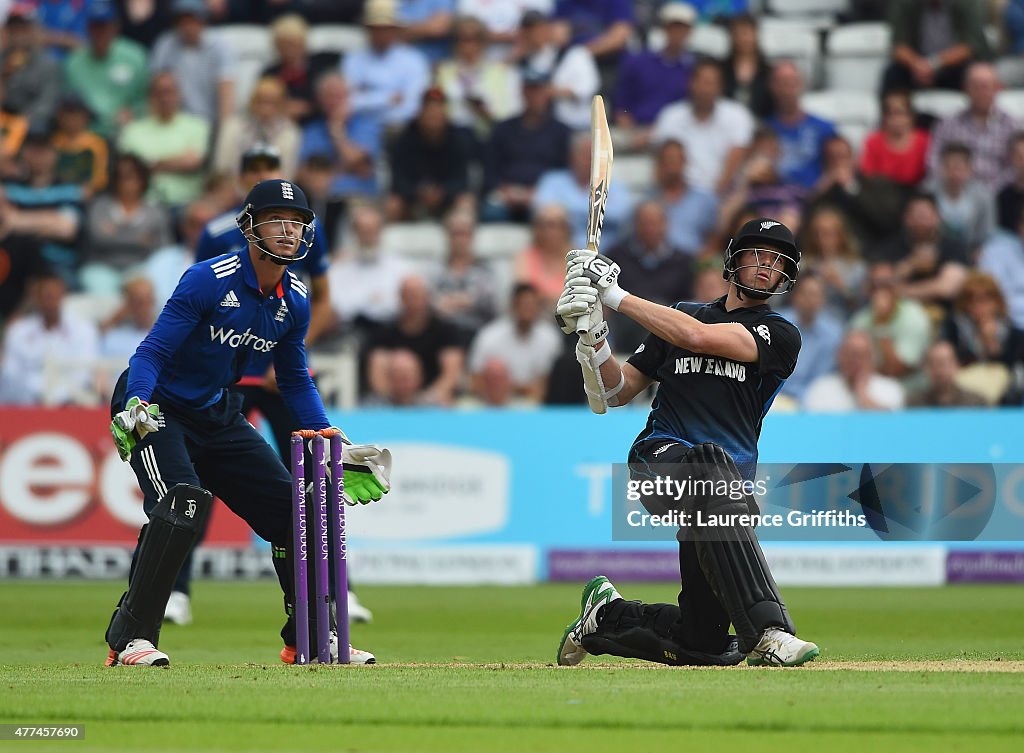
[
  {"xmin": 163, "ymin": 591, "xmax": 192, "ymax": 626},
  {"xmin": 280, "ymin": 634, "xmax": 376, "ymax": 665},
  {"xmin": 348, "ymin": 591, "xmax": 373, "ymax": 624},
  {"xmin": 557, "ymin": 575, "xmax": 622, "ymax": 666},
  {"xmin": 105, "ymin": 639, "xmax": 170, "ymax": 667},
  {"xmin": 747, "ymin": 628, "xmax": 819, "ymax": 667}
]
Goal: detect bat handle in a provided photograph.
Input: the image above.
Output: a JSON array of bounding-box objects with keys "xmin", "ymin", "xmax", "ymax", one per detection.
[{"xmin": 575, "ymin": 312, "xmax": 591, "ymax": 336}]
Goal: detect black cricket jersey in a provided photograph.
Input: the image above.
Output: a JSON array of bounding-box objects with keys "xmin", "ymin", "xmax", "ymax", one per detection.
[{"xmin": 626, "ymin": 296, "xmax": 801, "ymax": 477}]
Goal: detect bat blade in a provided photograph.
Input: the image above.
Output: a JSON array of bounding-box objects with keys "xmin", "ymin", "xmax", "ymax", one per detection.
[{"xmin": 576, "ymin": 95, "xmax": 614, "ymax": 335}]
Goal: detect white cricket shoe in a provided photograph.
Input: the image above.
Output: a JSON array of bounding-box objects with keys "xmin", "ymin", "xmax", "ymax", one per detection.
[
  {"xmin": 163, "ymin": 591, "xmax": 192, "ymax": 626},
  {"xmin": 747, "ymin": 628, "xmax": 820, "ymax": 666},
  {"xmin": 348, "ymin": 591, "xmax": 373, "ymax": 624},
  {"xmin": 557, "ymin": 575, "xmax": 623, "ymax": 666},
  {"xmin": 105, "ymin": 639, "xmax": 170, "ymax": 667},
  {"xmin": 330, "ymin": 630, "xmax": 376, "ymax": 664}
]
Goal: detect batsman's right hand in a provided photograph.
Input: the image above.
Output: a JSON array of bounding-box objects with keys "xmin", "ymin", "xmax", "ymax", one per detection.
[{"xmin": 110, "ymin": 396, "xmax": 163, "ymax": 461}]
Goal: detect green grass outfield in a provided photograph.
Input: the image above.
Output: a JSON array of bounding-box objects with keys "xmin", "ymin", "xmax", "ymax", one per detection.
[{"xmin": 2, "ymin": 581, "xmax": 1023, "ymax": 752}]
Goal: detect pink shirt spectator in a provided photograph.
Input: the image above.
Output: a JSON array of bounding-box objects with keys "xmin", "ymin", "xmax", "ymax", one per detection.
[{"xmin": 859, "ymin": 129, "xmax": 930, "ymax": 186}]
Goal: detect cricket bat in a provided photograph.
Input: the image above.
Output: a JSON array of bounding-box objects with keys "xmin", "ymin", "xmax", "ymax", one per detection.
[{"xmin": 575, "ymin": 95, "xmax": 614, "ymax": 335}]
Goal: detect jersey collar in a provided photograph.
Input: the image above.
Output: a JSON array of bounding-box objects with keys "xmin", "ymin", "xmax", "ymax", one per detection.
[{"xmin": 239, "ymin": 248, "xmax": 287, "ymax": 298}]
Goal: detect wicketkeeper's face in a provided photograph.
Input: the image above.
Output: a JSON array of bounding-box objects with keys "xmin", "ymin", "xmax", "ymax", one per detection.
[{"xmin": 252, "ymin": 209, "xmax": 308, "ymax": 256}]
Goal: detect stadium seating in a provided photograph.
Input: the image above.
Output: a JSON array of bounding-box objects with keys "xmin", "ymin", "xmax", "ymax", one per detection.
[
  {"xmin": 996, "ymin": 89, "xmax": 1024, "ymax": 121},
  {"xmin": 912, "ymin": 89, "xmax": 968, "ymax": 120},
  {"xmin": 216, "ymin": 25, "xmax": 275, "ymax": 110},
  {"xmin": 307, "ymin": 25, "xmax": 368, "ymax": 55},
  {"xmin": 759, "ymin": 22, "xmax": 821, "ymax": 87},
  {"xmin": 382, "ymin": 222, "xmax": 447, "ymax": 262},
  {"xmin": 801, "ymin": 89, "xmax": 880, "ymax": 155},
  {"xmin": 825, "ymin": 22, "xmax": 891, "ymax": 92},
  {"xmin": 473, "ymin": 223, "xmax": 532, "ymax": 261},
  {"xmin": 687, "ymin": 24, "xmax": 730, "ymax": 59},
  {"xmin": 612, "ymin": 154, "xmax": 654, "ymax": 199},
  {"xmin": 767, "ymin": 0, "xmax": 850, "ymax": 17}
]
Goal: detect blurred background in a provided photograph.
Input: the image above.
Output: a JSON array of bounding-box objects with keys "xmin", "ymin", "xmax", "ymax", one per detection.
[{"xmin": 1, "ymin": 0, "xmax": 1022, "ymax": 593}]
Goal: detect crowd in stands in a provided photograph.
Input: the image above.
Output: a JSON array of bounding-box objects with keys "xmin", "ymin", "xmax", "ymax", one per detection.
[{"xmin": 2, "ymin": 0, "xmax": 1024, "ymax": 413}]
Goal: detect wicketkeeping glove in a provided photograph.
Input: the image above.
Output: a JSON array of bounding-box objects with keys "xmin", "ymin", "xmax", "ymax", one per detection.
[
  {"xmin": 110, "ymin": 396, "xmax": 164, "ymax": 462},
  {"xmin": 566, "ymin": 250, "xmax": 630, "ymax": 310},
  {"xmin": 315, "ymin": 428, "xmax": 393, "ymax": 505}
]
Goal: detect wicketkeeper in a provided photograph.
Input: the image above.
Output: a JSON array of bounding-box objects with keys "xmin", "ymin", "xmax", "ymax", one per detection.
[
  {"xmin": 104, "ymin": 179, "xmax": 392, "ymax": 667},
  {"xmin": 554, "ymin": 217, "xmax": 820, "ymax": 667}
]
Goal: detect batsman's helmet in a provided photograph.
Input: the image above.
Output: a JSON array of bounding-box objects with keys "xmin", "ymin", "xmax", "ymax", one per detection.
[
  {"xmin": 235, "ymin": 179, "xmax": 316, "ymax": 266},
  {"xmin": 722, "ymin": 217, "xmax": 800, "ymax": 299}
]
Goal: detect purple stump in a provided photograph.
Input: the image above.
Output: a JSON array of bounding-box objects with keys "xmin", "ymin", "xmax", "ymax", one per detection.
[
  {"xmin": 312, "ymin": 433, "xmax": 331, "ymax": 663},
  {"xmin": 290, "ymin": 434, "xmax": 309, "ymax": 665},
  {"xmin": 330, "ymin": 434, "xmax": 350, "ymax": 663}
]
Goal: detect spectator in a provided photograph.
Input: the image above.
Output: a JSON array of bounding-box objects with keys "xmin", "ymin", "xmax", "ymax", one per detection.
[
  {"xmin": 436, "ymin": 15, "xmax": 522, "ymax": 138},
  {"xmin": 883, "ymin": 0, "xmax": 989, "ymax": 93},
  {"xmin": 52, "ymin": 95, "xmax": 109, "ymax": 195},
  {"xmin": 552, "ymin": 0, "xmax": 634, "ymax": 95},
  {"xmin": 941, "ymin": 271, "xmax": 1024, "ymax": 375},
  {"xmin": 0, "ymin": 78, "xmax": 28, "ymax": 175},
  {"xmin": 2, "ymin": 132, "xmax": 85, "ymax": 284},
  {"xmin": 468, "ymin": 282, "xmax": 562, "ymax": 403},
  {"xmin": 720, "ymin": 127, "xmax": 808, "ymax": 223},
  {"xmin": 386, "ymin": 86, "xmax": 478, "ymax": 221},
  {"xmin": 605, "ymin": 200, "xmax": 694, "ymax": 352},
  {"xmin": 927, "ymin": 63, "xmax": 1019, "ymax": 191},
  {"xmin": 692, "ymin": 262, "xmax": 729, "ymax": 301},
  {"xmin": 80, "ymin": 153, "xmax": 174, "ymax": 295},
  {"xmin": 803, "ymin": 329, "xmax": 905, "ymax": 412},
  {"xmin": 766, "ymin": 61, "xmax": 838, "ymax": 190},
  {"xmin": 798, "ymin": 205, "xmax": 867, "ymax": 318},
  {"xmin": 342, "ymin": 0, "xmax": 431, "ymax": 128},
  {"xmin": 651, "ymin": 57, "xmax": 754, "ymax": 195},
  {"xmin": 98, "ymin": 274, "xmax": 158, "ymax": 362},
  {"xmin": 398, "ymin": 0, "xmax": 456, "ymax": 65},
  {"xmin": 929, "ymin": 142, "xmax": 995, "ymax": 254},
  {"xmin": 809, "ymin": 134, "xmax": 908, "ymax": 246},
  {"xmin": 1, "ymin": 5, "xmax": 63, "ymax": 131},
  {"xmin": 36, "ymin": 0, "xmax": 89, "ymax": 60},
  {"xmin": 646, "ymin": 139, "xmax": 718, "ymax": 258},
  {"xmin": 482, "ymin": 68, "xmax": 570, "ymax": 223},
  {"xmin": 0, "ymin": 271, "xmax": 99, "ymax": 406},
  {"xmin": 64, "ymin": 2, "xmax": 149, "ymax": 141},
  {"xmin": 213, "ymin": 77, "xmax": 302, "ymax": 181},
  {"xmin": 463, "ymin": 357, "xmax": 520, "ymax": 407},
  {"xmin": 431, "ymin": 209, "xmax": 497, "ymax": 341},
  {"xmin": 515, "ymin": 202, "xmax": 574, "ymax": 306},
  {"xmin": 369, "ymin": 348, "xmax": 428, "ymax": 406},
  {"xmin": 0, "ymin": 193, "xmax": 46, "ymax": 322},
  {"xmin": 261, "ymin": 13, "xmax": 340, "ymax": 126},
  {"xmin": 459, "ymin": 0, "xmax": 553, "ymax": 48},
  {"xmin": 877, "ymin": 192, "xmax": 969, "ymax": 306},
  {"xmin": 366, "ymin": 275, "xmax": 466, "ymax": 405},
  {"xmin": 118, "ymin": 71, "xmax": 211, "ymax": 209},
  {"xmin": 721, "ymin": 12, "xmax": 773, "ymax": 120},
  {"xmin": 613, "ymin": 2, "xmax": 698, "ymax": 148},
  {"xmin": 327, "ymin": 204, "xmax": 410, "ymax": 331},
  {"xmin": 978, "ymin": 216, "xmax": 1024, "ymax": 330},
  {"xmin": 515, "ymin": 9, "xmax": 598, "ymax": 131},
  {"xmin": 533, "ymin": 132, "xmax": 633, "ymax": 247},
  {"xmin": 150, "ymin": 0, "xmax": 234, "ymax": 124},
  {"xmin": 299, "ymin": 72, "xmax": 382, "ymax": 199},
  {"xmin": 1005, "ymin": 0, "xmax": 1024, "ymax": 55},
  {"xmin": 116, "ymin": 0, "xmax": 174, "ymax": 48},
  {"xmin": 775, "ymin": 272, "xmax": 843, "ymax": 402},
  {"xmin": 859, "ymin": 89, "xmax": 930, "ymax": 187},
  {"xmin": 907, "ymin": 340, "xmax": 987, "ymax": 407},
  {"xmin": 294, "ymin": 154, "xmax": 347, "ymax": 251},
  {"xmin": 997, "ymin": 131, "xmax": 1024, "ymax": 233},
  {"xmin": 850, "ymin": 261, "xmax": 933, "ymax": 380}
]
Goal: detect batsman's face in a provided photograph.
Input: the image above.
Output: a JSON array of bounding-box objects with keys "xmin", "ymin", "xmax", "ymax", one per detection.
[
  {"xmin": 253, "ymin": 208, "xmax": 307, "ymax": 256},
  {"xmin": 735, "ymin": 247, "xmax": 786, "ymax": 291}
]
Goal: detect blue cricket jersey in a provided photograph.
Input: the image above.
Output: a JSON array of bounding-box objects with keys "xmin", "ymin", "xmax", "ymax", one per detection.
[
  {"xmin": 194, "ymin": 207, "xmax": 330, "ymax": 379},
  {"xmin": 126, "ymin": 249, "xmax": 330, "ymax": 430}
]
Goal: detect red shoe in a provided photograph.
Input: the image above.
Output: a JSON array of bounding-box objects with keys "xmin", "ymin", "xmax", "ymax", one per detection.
[{"xmin": 280, "ymin": 645, "xmax": 297, "ymax": 664}]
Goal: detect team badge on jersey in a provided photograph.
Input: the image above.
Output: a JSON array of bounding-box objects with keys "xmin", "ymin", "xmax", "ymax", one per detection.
[
  {"xmin": 755, "ymin": 324, "xmax": 771, "ymax": 343},
  {"xmin": 274, "ymin": 299, "xmax": 289, "ymax": 322}
]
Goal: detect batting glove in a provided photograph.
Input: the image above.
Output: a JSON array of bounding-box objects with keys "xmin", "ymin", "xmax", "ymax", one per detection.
[{"xmin": 567, "ymin": 251, "xmax": 629, "ymax": 310}]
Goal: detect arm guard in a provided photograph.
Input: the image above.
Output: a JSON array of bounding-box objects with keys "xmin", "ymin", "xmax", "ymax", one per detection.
[{"xmin": 576, "ymin": 340, "xmax": 625, "ymax": 415}]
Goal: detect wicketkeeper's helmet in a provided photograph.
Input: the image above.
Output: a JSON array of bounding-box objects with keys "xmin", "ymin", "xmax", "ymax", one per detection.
[{"xmin": 235, "ymin": 179, "xmax": 316, "ymax": 266}]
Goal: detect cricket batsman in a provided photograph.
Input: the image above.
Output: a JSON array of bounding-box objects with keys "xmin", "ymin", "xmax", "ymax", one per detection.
[
  {"xmin": 554, "ymin": 217, "xmax": 820, "ymax": 667},
  {"xmin": 104, "ymin": 179, "xmax": 390, "ymax": 667}
]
